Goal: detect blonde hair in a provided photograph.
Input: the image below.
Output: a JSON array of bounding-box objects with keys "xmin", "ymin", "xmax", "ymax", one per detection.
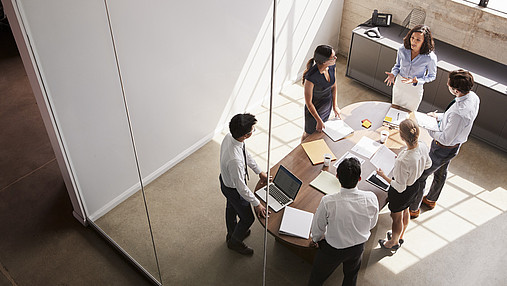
[{"xmin": 399, "ymin": 119, "xmax": 419, "ymax": 146}]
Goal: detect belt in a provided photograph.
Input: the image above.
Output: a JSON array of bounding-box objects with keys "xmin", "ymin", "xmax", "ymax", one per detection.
[{"xmin": 435, "ymin": 141, "xmax": 460, "ymax": 149}]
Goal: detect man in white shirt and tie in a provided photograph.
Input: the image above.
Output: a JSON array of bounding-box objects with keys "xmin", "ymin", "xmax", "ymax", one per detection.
[
  {"xmin": 219, "ymin": 113, "xmax": 269, "ymax": 255},
  {"xmin": 409, "ymin": 70, "xmax": 480, "ymax": 218},
  {"xmin": 308, "ymin": 158, "xmax": 379, "ymax": 286}
]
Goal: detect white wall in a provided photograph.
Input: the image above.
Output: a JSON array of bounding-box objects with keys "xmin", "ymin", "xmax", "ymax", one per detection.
[
  {"xmin": 14, "ymin": 0, "xmax": 141, "ymax": 219},
  {"xmin": 13, "ymin": 0, "xmax": 343, "ymax": 219}
]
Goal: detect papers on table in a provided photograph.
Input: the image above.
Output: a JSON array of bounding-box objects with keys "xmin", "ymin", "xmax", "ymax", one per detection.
[
  {"xmin": 414, "ymin": 111, "xmax": 440, "ymax": 131},
  {"xmin": 323, "ymin": 119, "xmax": 354, "ymax": 141},
  {"xmin": 333, "ymin": 151, "xmax": 366, "ymax": 168},
  {"xmin": 301, "ymin": 139, "xmax": 336, "ymax": 165},
  {"xmin": 310, "ymin": 170, "xmax": 341, "ymax": 195},
  {"xmin": 369, "ymin": 145, "xmax": 396, "ymax": 176},
  {"xmin": 279, "ymin": 206, "xmax": 314, "ymax": 239},
  {"xmin": 350, "ymin": 136, "xmax": 382, "ymax": 159},
  {"xmin": 384, "ymin": 107, "xmax": 409, "ymax": 126}
]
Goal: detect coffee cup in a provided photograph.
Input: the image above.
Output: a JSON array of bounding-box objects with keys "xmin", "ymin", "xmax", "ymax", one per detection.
[
  {"xmin": 380, "ymin": 130, "xmax": 389, "ymax": 144},
  {"xmin": 323, "ymin": 153, "xmax": 332, "ymax": 167}
]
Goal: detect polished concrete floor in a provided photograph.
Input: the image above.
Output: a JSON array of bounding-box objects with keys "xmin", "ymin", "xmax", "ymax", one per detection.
[{"xmin": 2, "ymin": 22, "xmax": 507, "ymax": 285}]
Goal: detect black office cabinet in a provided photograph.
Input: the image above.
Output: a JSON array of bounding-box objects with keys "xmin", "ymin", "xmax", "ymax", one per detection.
[
  {"xmin": 419, "ymin": 68, "xmax": 447, "ymax": 113},
  {"xmin": 372, "ymin": 46, "xmax": 397, "ymax": 97},
  {"xmin": 472, "ymin": 85, "xmax": 507, "ymax": 148},
  {"xmin": 346, "ymin": 34, "xmax": 380, "ymax": 87}
]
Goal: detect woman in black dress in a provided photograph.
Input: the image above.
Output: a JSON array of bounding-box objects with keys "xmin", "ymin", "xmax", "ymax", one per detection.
[{"xmin": 301, "ymin": 45, "xmax": 341, "ymax": 142}]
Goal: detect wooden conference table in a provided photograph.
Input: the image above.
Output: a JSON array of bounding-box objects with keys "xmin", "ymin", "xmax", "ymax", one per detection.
[{"xmin": 255, "ymin": 101, "xmax": 431, "ymax": 252}]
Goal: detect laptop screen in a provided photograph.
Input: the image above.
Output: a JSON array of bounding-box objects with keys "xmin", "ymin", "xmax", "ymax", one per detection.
[{"xmin": 273, "ymin": 165, "xmax": 302, "ymax": 199}]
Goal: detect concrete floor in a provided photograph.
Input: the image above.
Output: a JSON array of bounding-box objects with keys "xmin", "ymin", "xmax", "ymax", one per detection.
[{"xmin": 2, "ymin": 21, "xmax": 507, "ymax": 285}]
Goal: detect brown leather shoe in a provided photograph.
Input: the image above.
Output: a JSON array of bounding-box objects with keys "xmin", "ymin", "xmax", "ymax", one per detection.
[
  {"xmin": 409, "ymin": 209, "xmax": 420, "ymax": 219},
  {"xmin": 422, "ymin": 196, "xmax": 436, "ymax": 209},
  {"xmin": 227, "ymin": 239, "xmax": 254, "ymax": 256}
]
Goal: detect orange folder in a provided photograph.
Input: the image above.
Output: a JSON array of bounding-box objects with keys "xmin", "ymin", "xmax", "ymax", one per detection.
[{"xmin": 301, "ymin": 139, "xmax": 337, "ymax": 165}]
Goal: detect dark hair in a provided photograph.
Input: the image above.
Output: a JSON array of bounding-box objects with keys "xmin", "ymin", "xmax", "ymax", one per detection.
[
  {"xmin": 448, "ymin": 69, "xmax": 474, "ymax": 94},
  {"xmin": 399, "ymin": 119, "xmax": 419, "ymax": 146},
  {"xmin": 302, "ymin": 45, "xmax": 334, "ymax": 84},
  {"xmin": 403, "ymin": 25, "xmax": 434, "ymax": 55},
  {"xmin": 229, "ymin": 113, "xmax": 257, "ymax": 139},
  {"xmin": 336, "ymin": 157, "xmax": 361, "ymax": 188}
]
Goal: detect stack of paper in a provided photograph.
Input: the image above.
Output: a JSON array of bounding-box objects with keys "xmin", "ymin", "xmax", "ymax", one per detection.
[
  {"xmin": 301, "ymin": 139, "xmax": 336, "ymax": 165},
  {"xmin": 310, "ymin": 171, "xmax": 341, "ymax": 195},
  {"xmin": 350, "ymin": 137, "xmax": 381, "ymax": 159},
  {"xmin": 414, "ymin": 111, "xmax": 439, "ymax": 131},
  {"xmin": 323, "ymin": 119, "xmax": 354, "ymax": 141},
  {"xmin": 384, "ymin": 107, "xmax": 409, "ymax": 126},
  {"xmin": 279, "ymin": 206, "xmax": 314, "ymax": 239},
  {"xmin": 333, "ymin": 151, "xmax": 366, "ymax": 168},
  {"xmin": 369, "ymin": 145, "xmax": 397, "ymax": 176}
]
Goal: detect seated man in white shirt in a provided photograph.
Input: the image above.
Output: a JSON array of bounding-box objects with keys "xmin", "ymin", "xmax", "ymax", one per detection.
[
  {"xmin": 409, "ymin": 70, "xmax": 480, "ymax": 218},
  {"xmin": 219, "ymin": 113, "xmax": 269, "ymax": 256},
  {"xmin": 308, "ymin": 158, "xmax": 379, "ymax": 286}
]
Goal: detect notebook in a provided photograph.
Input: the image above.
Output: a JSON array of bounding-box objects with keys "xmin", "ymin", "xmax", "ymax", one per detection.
[
  {"xmin": 309, "ymin": 170, "xmax": 341, "ymax": 195},
  {"xmin": 366, "ymin": 170, "xmax": 390, "ymax": 192},
  {"xmin": 255, "ymin": 165, "xmax": 303, "ymax": 212},
  {"xmin": 301, "ymin": 139, "xmax": 337, "ymax": 165},
  {"xmin": 384, "ymin": 107, "xmax": 409, "ymax": 126},
  {"xmin": 279, "ymin": 206, "xmax": 314, "ymax": 239}
]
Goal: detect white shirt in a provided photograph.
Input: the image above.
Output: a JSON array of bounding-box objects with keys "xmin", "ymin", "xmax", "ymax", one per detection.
[
  {"xmin": 220, "ymin": 133, "xmax": 262, "ymax": 206},
  {"xmin": 311, "ymin": 187, "xmax": 379, "ymax": 249},
  {"xmin": 430, "ymin": 91, "xmax": 480, "ymax": 146},
  {"xmin": 390, "ymin": 142, "xmax": 431, "ymax": 193}
]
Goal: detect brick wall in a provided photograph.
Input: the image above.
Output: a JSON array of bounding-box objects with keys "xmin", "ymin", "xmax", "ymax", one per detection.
[{"xmin": 338, "ymin": 0, "xmax": 507, "ymax": 65}]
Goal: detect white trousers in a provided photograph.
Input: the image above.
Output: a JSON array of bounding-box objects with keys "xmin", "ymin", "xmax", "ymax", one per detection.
[{"xmin": 392, "ymin": 75, "xmax": 424, "ymax": 111}]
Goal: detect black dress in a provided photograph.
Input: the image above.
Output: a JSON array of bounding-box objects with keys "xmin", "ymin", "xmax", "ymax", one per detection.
[{"xmin": 304, "ymin": 64, "xmax": 336, "ymax": 134}]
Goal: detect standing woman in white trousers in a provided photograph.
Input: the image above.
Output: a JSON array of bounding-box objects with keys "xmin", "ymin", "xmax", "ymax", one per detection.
[{"xmin": 385, "ymin": 25, "xmax": 437, "ymax": 111}]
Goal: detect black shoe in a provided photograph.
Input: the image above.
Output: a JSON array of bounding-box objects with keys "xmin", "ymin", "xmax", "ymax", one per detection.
[
  {"xmin": 387, "ymin": 231, "xmax": 404, "ymax": 246},
  {"xmin": 226, "ymin": 229, "xmax": 251, "ymax": 242},
  {"xmin": 379, "ymin": 239, "xmax": 400, "ymax": 252},
  {"xmin": 227, "ymin": 239, "xmax": 254, "ymax": 256}
]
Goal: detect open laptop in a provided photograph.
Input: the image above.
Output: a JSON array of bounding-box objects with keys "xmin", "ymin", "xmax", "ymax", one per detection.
[{"xmin": 255, "ymin": 165, "xmax": 302, "ymax": 213}]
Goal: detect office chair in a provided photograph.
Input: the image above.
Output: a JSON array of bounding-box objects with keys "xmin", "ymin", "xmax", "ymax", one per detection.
[{"xmin": 399, "ymin": 7, "xmax": 426, "ymax": 36}]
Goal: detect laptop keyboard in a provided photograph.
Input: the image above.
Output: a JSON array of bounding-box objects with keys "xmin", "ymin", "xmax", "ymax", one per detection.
[{"xmin": 269, "ymin": 184, "xmax": 290, "ymax": 205}]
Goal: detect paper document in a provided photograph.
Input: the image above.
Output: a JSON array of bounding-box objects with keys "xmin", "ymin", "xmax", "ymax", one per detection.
[
  {"xmin": 351, "ymin": 137, "xmax": 381, "ymax": 159},
  {"xmin": 333, "ymin": 151, "xmax": 366, "ymax": 168},
  {"xmin": 414, "ymin": 112, "xmax": 439, "ymax": 131},
  {"xmin": 384, "ymin": 107, "xmax": 409, "ymax": 126},
  {"xmin": 279, "ymin": 206, "xmax": 314, "ymax": 239},
  {"xmin": 301, "ymin": 139, "xmax": 336, "ymax": 165},
  {"xmin": 370, "ymin": 145, "xmax": 397, "ymax": 176},
  {"xmin": 323, "ymin": 119, "xmax": 354, "ymax": 141},
  {"xmin": 310, "ymin": 171, "xmax": 341, "ymax": 195}
]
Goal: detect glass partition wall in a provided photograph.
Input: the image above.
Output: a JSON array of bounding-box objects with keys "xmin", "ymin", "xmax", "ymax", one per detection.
[{"xmin": 10, "ymin": 0, "xmax": 341, "ymax": 283}]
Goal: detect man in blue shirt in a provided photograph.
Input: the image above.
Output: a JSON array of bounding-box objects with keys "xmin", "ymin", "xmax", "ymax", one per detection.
[{"xmin": 409, "ymin": 70, "xmax": 480, "ymax": 218}]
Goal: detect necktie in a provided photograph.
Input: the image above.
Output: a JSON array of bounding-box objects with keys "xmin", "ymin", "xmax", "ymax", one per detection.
[
  {"xmin": 242, "ymin": 143, "xmax": 249, "ymax": 183},
  {"xmin": 445, "ymin": 98, "xmax": 456, "ymax": 112}
]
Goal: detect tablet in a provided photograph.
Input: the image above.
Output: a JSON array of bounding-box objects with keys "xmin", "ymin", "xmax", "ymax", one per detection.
[{"xmin": 366, "ymin": 171, "xmax": 389, "ymax": 192}]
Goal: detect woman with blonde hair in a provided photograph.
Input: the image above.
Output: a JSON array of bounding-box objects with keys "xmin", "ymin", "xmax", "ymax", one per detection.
[{"xmin": 377, "ymin": 119, "xmax": 431, "ymax": 251}]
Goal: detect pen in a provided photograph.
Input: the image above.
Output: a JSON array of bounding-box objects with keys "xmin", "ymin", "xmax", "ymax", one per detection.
[{"xmin": 396, "ymin": 113, "xmax": 399, "ymax": 121}]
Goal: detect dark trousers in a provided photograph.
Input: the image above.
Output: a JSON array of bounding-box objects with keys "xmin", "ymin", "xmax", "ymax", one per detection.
[
  {"xmin": 219, "ymin": 175, "xmax": 254, "ymax": 242},
  {"xmin": 308, "ymin": 240, "xmax": 364, "ymax": 286},
  {"xmin": 410, "ymin": 140, "xmax": 459, "ymax": 211}
]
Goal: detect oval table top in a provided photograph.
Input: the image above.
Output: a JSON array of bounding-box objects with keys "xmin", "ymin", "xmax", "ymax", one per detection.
[{"xmin": 255, "ymin": 101, "xmax": 431, "ymax": 248}]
